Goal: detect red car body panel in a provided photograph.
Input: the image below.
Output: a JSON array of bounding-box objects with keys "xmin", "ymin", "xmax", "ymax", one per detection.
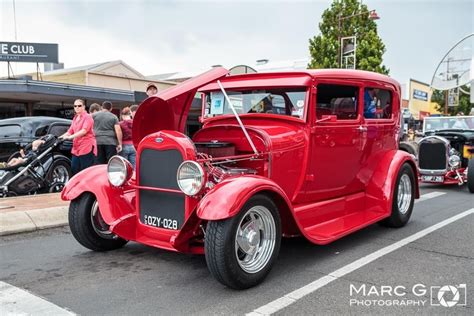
[{"xmin": 62, "ymin": 67, "xmax": 419, "ymax": 253}]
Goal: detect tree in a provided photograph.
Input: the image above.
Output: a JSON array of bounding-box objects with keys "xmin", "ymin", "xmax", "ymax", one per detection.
[
  {"xmin": 431, "ymin": 86, "xmax": 472, "ymax": 116},
  {"xmin": 308, "ymin": 0, "xmax": 389, "ymax": 74}
]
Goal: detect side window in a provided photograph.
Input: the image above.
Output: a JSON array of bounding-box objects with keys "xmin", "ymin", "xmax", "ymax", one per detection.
[
  {"xmin": 364, "ymin": 88, "xmax": 392, "ymax": 119},
  {"xmin": 35, "ymin": 125, "xmax": 49, "ymax": 137},
  {"xmin": 316, "ymin": 84, "xmax": 358, "ymax": 120},
  {"xmin": 48, "ymin": 124, "xmax": 70, "ymax": 137}
]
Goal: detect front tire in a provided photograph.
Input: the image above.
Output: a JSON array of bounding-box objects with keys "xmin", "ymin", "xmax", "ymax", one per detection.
[
  {"xmin": 205, "ymin": 194, "xmax": 281, "ymax": 289},
  {"xmin": 380, "ymin": 163, "xmax": 415, "ymax": 227},
  {"xmin": 467, "ymin": 158, "xmax": 474, "ymax": 193},
  {"xmin": 69, "ymin": 193, "xmax": 128, "ymax": 251}
]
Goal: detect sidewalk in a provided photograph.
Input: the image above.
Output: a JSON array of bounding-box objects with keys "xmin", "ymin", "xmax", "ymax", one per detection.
[{"xmin": 0, "ymin": 193, "xmax": 69, "ymax": 236}]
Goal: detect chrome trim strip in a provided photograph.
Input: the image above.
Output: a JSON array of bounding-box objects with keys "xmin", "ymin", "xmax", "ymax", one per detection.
[{"xmin": 419, "ymin": 169, "xmax": 447, "ymax": 175}]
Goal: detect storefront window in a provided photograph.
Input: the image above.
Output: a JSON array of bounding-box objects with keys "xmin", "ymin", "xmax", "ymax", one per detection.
[{"xmin": 0, "ymin": 102, "xmax": 26, "ymax": 119}]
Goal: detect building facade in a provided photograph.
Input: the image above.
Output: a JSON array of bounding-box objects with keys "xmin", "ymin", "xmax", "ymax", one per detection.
[
  {"xmin": 0, "ymin": 60, "xmax": 175, "ymax": 119},
  {"xmin": 408, "ymin": 79, "xmax": 442, "ymax": 119}
]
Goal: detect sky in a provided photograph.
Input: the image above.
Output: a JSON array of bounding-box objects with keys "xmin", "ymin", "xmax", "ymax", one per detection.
[{"xmin": 0, "ymin": 0, "xmax": 472, "ymax": 87}]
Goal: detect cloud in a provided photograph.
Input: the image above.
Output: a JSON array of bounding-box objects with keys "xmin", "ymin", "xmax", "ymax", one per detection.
[{"xmin": 1, "ymin": 0, "xmax": 319, "ymax": 77}]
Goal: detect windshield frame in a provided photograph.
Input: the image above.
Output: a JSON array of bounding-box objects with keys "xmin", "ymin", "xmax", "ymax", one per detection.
[
  {"xmin": 423, "ymin": 116, "xmax": 474, "ymax": 133},
  {"xmin": 201, "ymin": 87, "xmax": 309, "ymax": 123}
]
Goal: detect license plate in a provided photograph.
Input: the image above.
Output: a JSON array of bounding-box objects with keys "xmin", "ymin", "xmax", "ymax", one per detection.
[
  {"xmin": 421, "ymin": 175, "xmax": 444, "ymax": 183},
  {"xmin": 143, "ymin": 214, "xmax": 179, "ymax": 230}
]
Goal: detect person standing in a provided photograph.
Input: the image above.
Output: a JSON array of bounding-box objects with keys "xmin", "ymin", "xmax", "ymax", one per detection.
[
  {"xmin": 364, "ymin": 88, "xmax": 377, "ymax": 119},
  {"xmin": 119, "ymin": 107, "xmax": 136, "ymax": 168},
  {"xmin": 93, "ymin": 101, "xmax": 122, "ymax": 164},
  {"xmin": 89, "ymin": 103, "xmax": 101, "ymax": 114},
  {"xmin": 130, "ymin": 104, "xmax": 138, "ymax": 119},
  {"xmin": 146, "ymin": 83, "xmax": 158, "ymax": 97},
  {"xmin": 60, "ymin": 99, "xmax": 97, "ymax": 175}
]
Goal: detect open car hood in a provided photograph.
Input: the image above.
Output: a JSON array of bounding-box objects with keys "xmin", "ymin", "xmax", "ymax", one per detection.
[{"xmin": 133, "ymin": 67, "xmax": 229, "ymax": 147}]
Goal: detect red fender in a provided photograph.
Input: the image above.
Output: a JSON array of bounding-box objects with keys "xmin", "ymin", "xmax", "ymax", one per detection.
[
  {"xmin": 365, "ymin": 150, "xmax": 420, "ymax": 215},
  {"xmin": 196, "ymin": 175, "xmax": 293, "ymax": 221},
  {"xmin": 61, "ymin": 165, "xmax": 136, "ymax": 227}
]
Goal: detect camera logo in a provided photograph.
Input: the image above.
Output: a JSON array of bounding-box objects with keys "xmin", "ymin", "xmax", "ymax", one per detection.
[{"xmin": 431, "ymin": 284, "xmax": 467, "ymax": 307}]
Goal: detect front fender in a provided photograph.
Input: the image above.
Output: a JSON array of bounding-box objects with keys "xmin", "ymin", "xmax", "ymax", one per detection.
[
  {"xmin": 196, "ymin": 175, "xmax": 292, "ymax": 221},
  {"xmin": 61, "ymin": 165, "xmax": 135, "ymax": 225},
  {"xmin": 365, "ymin": 150, "xmax": 420, "ymax": 214}
]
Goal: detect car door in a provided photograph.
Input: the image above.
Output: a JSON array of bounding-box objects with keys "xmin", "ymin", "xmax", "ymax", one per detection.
[
  {"xmin": 303, "ymin": 81, "xmax": 367, "ymax": 204},
  {"xmin": 360, "ymin": 84, "xmax": 398, "ymax": 184}
]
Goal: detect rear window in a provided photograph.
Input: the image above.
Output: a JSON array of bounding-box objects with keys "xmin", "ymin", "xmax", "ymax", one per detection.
[
  {"xmin": 49, "ymin": 124, "xmax": 70, "ymax": 137},
  {"xmin": 0, "ymin": 125, "xmax": 22, "ymax": 138}
]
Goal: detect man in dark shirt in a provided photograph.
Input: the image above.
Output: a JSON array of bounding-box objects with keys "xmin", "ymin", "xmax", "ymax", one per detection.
[{"xmin": 92, "ymin": 101, "xmax": 122, "ymax": 164}]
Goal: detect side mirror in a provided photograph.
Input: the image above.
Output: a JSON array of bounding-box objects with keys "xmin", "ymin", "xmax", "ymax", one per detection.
[{"xmin": 316, "ymin": 115, "xmax": 337, "ymax": 123}]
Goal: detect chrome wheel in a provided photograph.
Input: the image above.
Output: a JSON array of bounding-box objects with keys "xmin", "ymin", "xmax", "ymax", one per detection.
[
  {"xmin": 397, "ymin": 174, "xmax": 412, "ymax": 215},
  {"xmin": 235, "ymin": 205, "xmax": 276, "ymax": 274},
  {"xmin": 52, "ymin": 165, "xmax": 69, "ymax": 184},
  {"xmin": 90, "ymin": 201, "xmax": 114, "ymax": 239}
]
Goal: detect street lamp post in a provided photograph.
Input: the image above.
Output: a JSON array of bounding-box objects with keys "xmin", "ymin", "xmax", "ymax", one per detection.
[{"xmin": 337, "ymin": 9, "xmax": 380, "ymax": 68}]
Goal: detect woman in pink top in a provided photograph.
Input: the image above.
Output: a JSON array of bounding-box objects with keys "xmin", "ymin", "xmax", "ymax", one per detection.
[
  {"xmin": 60, "ymin": 99, "xmax": 97, "ymax": 175},
  {"xmin": 118, "ymin": 106, "xmax": 136, "ymax": 168}
]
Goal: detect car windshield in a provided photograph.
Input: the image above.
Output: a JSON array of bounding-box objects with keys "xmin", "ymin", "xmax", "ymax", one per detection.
[
  {"xmin": 423, "ymin": 116, "xmax": 474, "ymax": 133},
  {"xmin": 0, "ymin": 125, "xmax": 22, "ymax": 138},
  {"xmin": 204, "ymin": 88, "xmax": 307, "ymax": 120}
]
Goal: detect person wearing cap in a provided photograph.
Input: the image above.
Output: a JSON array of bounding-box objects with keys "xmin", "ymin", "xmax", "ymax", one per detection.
[{"xmin": 146, "ymin": 83, "xmax": 158, "ymax": 97}]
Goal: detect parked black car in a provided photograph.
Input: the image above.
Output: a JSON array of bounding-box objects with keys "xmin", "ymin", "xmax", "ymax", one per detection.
[
  {"xmin": 0, "ymin": 116, "xmax": 72, "ymax": 162},
  {"xmin": 418, "ymin": 116, "xmax": 474, "ymax": 192}
]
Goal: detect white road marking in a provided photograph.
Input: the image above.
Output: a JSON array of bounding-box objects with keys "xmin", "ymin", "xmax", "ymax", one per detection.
[
  {"xmin": 415, "ymin": 191, "xmax": 446, "ymax": 203},
  {"xmin": 0, "ymin": 281, "xmax": 75, "ymax": 315},
  {"xmin": 248, "ymin": 199, "xmax": 472, "ymax": 315}
]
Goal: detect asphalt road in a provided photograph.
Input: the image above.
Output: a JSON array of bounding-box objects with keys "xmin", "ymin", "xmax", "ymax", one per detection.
[{"xmin": 1, "ymin": 184, "xmax": 472, "ymax": 315}]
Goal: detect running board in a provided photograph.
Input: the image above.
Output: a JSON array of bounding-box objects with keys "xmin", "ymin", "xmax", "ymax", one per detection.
[
  {"xmin": 303, "ymin": 210, "xmax": 388, "ymax": 245},
  {"xmin": 293, "ymin": 191, "xmax": 389, "ymax": 245}
]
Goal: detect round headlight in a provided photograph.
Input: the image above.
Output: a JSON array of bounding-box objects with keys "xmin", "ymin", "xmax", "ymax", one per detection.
[
  {"xmin": 177, "ymin": 161, "xmax": 205, "ymax": 196},
  {"xmin": 108, "ymin": 156, "xmax": 132, "ymax": 187},
  {"xmin": 448, "ymin": 155, "xmax": 461, "ymax": 168}
]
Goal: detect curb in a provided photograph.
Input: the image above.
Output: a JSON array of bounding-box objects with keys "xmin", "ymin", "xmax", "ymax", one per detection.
[{"xmin": 0, "ymin": 206, "xmax": 68, "ymax": 236}]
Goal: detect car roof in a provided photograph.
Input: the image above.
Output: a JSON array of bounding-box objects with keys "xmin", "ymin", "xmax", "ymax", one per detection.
[
  {"xmin": 200, "ymin": 69, "xmax": 400, "ymax": 91},
  {"xmin": 0, "ymin": 116, "xmax": 72, "ymax": 126}
]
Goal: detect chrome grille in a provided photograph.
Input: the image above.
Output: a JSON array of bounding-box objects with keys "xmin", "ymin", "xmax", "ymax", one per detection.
[{"xmin": 418, "ymin": 140, "xmax": 447, "ymax": 170}]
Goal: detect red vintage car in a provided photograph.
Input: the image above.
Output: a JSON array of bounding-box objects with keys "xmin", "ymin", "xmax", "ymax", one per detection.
[{"xmin": 62, "ymin": 68, "xmax": 419, "ymax": 289}]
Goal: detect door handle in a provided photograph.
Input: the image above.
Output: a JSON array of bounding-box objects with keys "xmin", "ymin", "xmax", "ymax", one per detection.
[{"xmin": 356, "ymin": 126, "xmax": 367, "ymax": 132}]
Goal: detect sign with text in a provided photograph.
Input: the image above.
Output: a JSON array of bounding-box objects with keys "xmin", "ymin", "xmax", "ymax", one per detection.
[
  {"xmin": 413, "ymin": 89, "xmax": 428, "ymax": 101},
  {"xmin": 448, "ymin": 88, "xmax": 459, "ymax": 107},
  {"xmin": 0, "ymin": 41, "xmax": 58, "ymax": 63}
]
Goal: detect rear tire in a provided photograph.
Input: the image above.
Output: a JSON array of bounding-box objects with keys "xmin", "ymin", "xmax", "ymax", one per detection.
[
  {"xmin": 467, "ymin": 158, "xmax": 474, "ymax": 193},
  {"xmin": 380, "ymin": 163, "xmax": 415, "ymax": 227},
  {"xmin": 205, "ymin": 194, "xmax": 281, "ymax": 289},
  {"xmin": 69, "ymin": 193, "xmax": 128, "ymax": 251}
]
